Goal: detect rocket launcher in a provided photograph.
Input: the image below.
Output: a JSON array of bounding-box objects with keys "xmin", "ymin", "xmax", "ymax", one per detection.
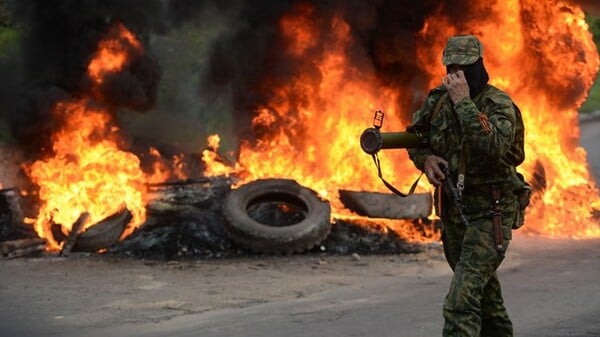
[{"xmin": 359, "ymin": 110, "xmax": 428, "ymax": 155}]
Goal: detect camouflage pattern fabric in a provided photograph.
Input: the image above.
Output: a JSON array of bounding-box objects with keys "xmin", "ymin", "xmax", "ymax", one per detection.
[
  {"xmin": 408, "ymin": 84, "xmax": 522, "ymax": 337},
  {"xmin": 409, "ymin": 84, "xmax": 523, "ymax": 193},
  {"xmin": 441, "ymin": 211, "xmax": 515, "ymax": 337},
  {"xmin": 442, "ymin": 35, "xmax": 483, "ymax": 66}
]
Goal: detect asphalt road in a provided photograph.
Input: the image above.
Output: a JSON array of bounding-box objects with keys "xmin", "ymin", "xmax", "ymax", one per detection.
[
  {"xmin": 97, "ymin": 236, "xmax": 600, "ymax": 337},
  {"xmin": 580, "ymin": 112, "xmax": 600, "ymax": 182}
]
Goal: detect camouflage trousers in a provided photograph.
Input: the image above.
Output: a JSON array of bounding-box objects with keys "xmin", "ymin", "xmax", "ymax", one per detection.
[{"xmin": 441, "ymin": 211, "xmax": 515, "ymax": 337}]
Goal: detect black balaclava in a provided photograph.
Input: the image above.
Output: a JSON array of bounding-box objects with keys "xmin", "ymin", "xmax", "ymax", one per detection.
[{"xmin": 447, "ymin": 57, "xmax": 489, "ymax": 98}]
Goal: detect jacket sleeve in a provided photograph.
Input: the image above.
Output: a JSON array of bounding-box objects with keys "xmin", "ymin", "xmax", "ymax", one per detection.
[
  {"xmin": 454, "ymin": 92, "xmax": 516, "ymax": 159},
  {"xmin": 407, "ymin": 89, "xmax": 442, "ymax": 171}
]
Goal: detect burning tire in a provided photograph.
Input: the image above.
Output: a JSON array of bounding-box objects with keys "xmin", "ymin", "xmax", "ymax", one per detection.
[{"xmin": 222, "ymin": 179, "xmax": 331, "ymax": 254}]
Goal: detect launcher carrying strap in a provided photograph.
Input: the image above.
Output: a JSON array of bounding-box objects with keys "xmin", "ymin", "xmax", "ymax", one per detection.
[{"xmin": 371, "ymin": 153, "xmax": 422, "ymax": 197}]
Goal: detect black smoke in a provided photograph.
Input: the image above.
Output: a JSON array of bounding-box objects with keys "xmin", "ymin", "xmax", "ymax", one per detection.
[
  {"xmin": 1, "ymin": 0, "xmax": 166, "ymax": 155},
  {"xmin": 198, "ymin": 0, "xmax": 502, "ymax": 142},
  {"xmin": 0, "ymin": 0, "xmax": 591, "ymax": 160},
  {"xmin": 0, "ymin": 0, "xmax": 503, "ymax": 157}
]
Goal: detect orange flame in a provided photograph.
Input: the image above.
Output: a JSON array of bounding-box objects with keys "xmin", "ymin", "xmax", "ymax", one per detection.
[
  {"xmin": 145, "ymin": 147, "xmax": 173, "ymax": 184},
  {"xmin": 27, "ymin": 23, "xmax": 148, "ymax": 250},
  {"xmin": 417, "ymin": 1, "xmax": 600, "ymax": 238},
  {"xmin": 27, "ymin": 99, "xmax": 147, "ymax": 249},
  {"xmin": 202, "ymin": 134, "xmax": 240, "ymax": 177},
  {"xmin": 204, "ymin": 1, "xmax": 600, "ymax": 240},
  {"xmin": 145, "ymin": 147, "xmax": 189, "ymax": 184},
  {"xmin": 87, "ymin": 23, "xmax": 142, "ymax": 85}
]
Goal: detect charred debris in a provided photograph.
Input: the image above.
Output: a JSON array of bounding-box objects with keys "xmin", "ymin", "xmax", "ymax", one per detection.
[{"xmin": 0, "ymin": 177, "xmax": 437, "ymax": 260}]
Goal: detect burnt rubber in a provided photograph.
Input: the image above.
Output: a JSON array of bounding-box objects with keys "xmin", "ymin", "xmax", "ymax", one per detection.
[{"xmin": 222, "ymin": 179, "xmax": 331, "ymax": 254}]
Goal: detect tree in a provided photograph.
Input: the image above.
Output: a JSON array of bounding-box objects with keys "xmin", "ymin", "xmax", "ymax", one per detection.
[{"xmin": 585, "ymin": 13, "xmax": 600, "ymax": 52}]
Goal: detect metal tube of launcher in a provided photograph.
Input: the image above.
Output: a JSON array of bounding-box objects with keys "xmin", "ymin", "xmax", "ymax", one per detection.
[
  {"xmin": 360, "ymin": 129, "xmax": 427, "ymax": 154},
  {"xmin": 360, "ymin": 110, "xmax": 428, "ymax": 154}
]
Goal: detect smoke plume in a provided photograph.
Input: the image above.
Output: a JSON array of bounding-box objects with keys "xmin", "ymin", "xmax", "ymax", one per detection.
[
  {"xmin": 0, "ymin": 0, "xmax": 596, "ymax": 159},
  {"xmin": 1, "ymin": 0, "xmax": 165, "ymax": 154}
]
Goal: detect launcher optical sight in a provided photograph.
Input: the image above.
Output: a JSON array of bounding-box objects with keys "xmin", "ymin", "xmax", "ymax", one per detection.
[{"xmin": 359, "ymin": 110, "xmax": 429, "ymax": 155}]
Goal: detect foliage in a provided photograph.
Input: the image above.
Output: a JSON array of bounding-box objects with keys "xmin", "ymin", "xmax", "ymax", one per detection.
[
  {"xmin": 581, "ymin": 13, "xmax": 600, "ymax": 113},
  {"xmin": 586, "ymin": 13, "xmax": 600, "ymax": 53},
  {"xmin": 580, "ymin": 78, "xmax": 600, "ymax": 113}
]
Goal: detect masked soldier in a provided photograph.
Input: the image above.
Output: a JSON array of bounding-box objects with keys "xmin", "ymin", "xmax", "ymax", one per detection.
[{"xmin": 407, "ymin": 35, "xmax": 527, "ymax": 337}]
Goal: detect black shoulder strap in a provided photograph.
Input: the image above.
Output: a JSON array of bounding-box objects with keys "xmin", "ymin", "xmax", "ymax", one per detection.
[
  {"xmin": 371, "ymin": 153, "xmax": 422, "ymax": 197},
  {"xmin": 370, "ymin": 93, "xmax": 446, "ymax": 197}
]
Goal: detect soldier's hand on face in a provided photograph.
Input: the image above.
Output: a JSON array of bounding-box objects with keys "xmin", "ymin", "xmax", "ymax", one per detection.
[
  {"xmin": 442, "ymin": 70, "xmax": 470, "ymax": 104},
  {"xmin": 423, "ymin": 155, "xmax": 448, "ymax": 186}
]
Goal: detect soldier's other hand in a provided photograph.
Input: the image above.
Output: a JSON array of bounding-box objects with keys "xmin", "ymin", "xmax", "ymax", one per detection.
[
  {"xmin": 442, "ymin": 70, "xmax": 470, "ymax": 104},
  {"xmin": 423, "ymin": 155, "xmax": 448, "ymax": 186}
]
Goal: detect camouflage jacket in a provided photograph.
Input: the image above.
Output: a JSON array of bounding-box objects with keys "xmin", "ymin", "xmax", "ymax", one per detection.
[{"xmin": 408, "ymin": 84, "xmax": 523, "ymax": 196}]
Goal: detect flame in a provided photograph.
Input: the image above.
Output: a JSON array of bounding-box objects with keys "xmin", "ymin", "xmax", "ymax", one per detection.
[
  {"xmin": 27, "ymin": 99, "xmax": 147, "ymax": 249},
  {"xmin": 203, "ymin": 4, "xmax": 435, "ymax": 241},
  {"xmin": 87, "ymin": 23, "xmax": 142, "ymax": 85},
  {"xmin": 234, "ymin": 13, "xmax": 410, "ymax": 203},
  {"xmin": 27, "ymin": 23, "xmax": 148, "ymax": 250},
  {"xmin": 145, "ymin": 147, "xmax": 172, "ymax": 184},
  {"xmin": 202, "ymin": 134, "xmax": 240, "ymax": 177},
  {"xmin": 417, "ymin": 0, "xmax": 600, "ymax": 238},
  {"xmin": 144, "ymin": 147, "xmax": 189, "ymax": 184},
  {"xmin": 204, "ymin": 1, "xmax": 600, "ymax": 240}
]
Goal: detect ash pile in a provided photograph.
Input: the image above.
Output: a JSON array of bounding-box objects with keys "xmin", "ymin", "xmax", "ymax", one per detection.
[{"xmin": 1, "ymin": 177, "xmax": 439, "ymax": 260}]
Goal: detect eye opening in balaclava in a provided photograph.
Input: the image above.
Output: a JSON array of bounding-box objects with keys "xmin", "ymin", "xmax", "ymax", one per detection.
[{"xmin": 446, "ymin": 57, "xmax": 489, "ymax": 98}]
